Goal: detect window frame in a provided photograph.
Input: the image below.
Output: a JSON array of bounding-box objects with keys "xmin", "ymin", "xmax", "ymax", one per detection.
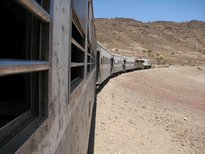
[
  {"xmin": 70, "ymin": 9, "xmax": 86, "ymax": 92},
  {"xmin": 0, "ymin": 0, "xmax": 50, "ymax": 152}
]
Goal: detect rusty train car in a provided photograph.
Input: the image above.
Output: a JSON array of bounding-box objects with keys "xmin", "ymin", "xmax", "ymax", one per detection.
[
  {"xmin": 0, "ymin": 0, "xmax": 96, "ymax": 153},
  {"xmin": 0, "ymin": 0, "xmax": 151, "ymax": 153}
]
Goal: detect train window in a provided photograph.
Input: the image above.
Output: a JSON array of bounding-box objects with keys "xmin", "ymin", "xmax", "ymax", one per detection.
[
  {"xmin": 71, "ymin": 43, "xmax": 85, "ymax": 91},
  {"xmin": 91, "ymin": 52, "xmax": 95, "ymax": 70},
  {"xmin": 0, "ymin": 0, "xmax": 49, "ymax": 150},
  {"xmin": 72, "ymin": 22, "xmax": 85, "ymax": 48},
  {"xmin": 101, "ymin": 56, "xmax": 109, "ymax": 64},
  {"xmin": 71, "ymin": 11, "xmax": 86, "ymax": 91},
  {"xmin": 87, "ymin": 46, "xmax": 92, "ymax": 75}
]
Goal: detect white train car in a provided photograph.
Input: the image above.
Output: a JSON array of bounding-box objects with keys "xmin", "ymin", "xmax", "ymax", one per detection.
[
  {"xmin": 142, "ymin": 58, "xmax": 152, "ymax": 69},
  {"xmin": 124, "ymin": 56, "xmax": 136, "ymax": 71},
  {"xmin": 96, "ymin": 42, "xmax": 112, "ymax": 84},
  {"xmin": 135, "ymin": 58, "xmax": 144, "ymax": 69},
  {"xmin": 112, "ymin": 53, "xmax": 124, "ymax": 74}
]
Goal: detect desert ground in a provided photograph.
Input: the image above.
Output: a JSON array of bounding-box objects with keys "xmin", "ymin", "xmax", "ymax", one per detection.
[{"xmin": 93, "ymin": 66, "xmax": 205, "ymax": 154}]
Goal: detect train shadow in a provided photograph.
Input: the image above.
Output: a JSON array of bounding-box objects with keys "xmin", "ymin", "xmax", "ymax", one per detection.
[
  {"xmin": 87, "ymin": 70, "xmax": 139, "ymax": 153},
  {"xmin": 87, "ymin": 78, "xmax": 110, "ymax": 154},
  {"xmin": 87, "ymin": 69, "xmax": 153, "ymax": 153},
  {"xmin": 96, "ymin": 77, "xmax": 110, "ymax": 94},
  {"xmin": 87, "ymin": 93, "xmax": 97, "ymax": 154}
]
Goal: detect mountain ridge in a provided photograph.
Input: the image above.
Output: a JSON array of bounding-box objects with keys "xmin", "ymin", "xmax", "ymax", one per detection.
[{"xmin": 94, "ymin": 18, "xmax": 205, "ymax": 65}]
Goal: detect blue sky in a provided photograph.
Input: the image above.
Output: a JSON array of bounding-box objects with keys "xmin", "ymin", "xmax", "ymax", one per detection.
[{"xmin": 93, "ymin": 0, "xmax": 205, "ymax": 22}]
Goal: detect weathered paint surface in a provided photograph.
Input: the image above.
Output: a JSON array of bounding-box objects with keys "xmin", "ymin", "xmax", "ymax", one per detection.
[
  {"xmin": 16, "ymin": 0, "xmax": 96, "ymax": 153},
  {"xmin": 55, "ymin": 73, "xmax": 95, "ymax": 154}
]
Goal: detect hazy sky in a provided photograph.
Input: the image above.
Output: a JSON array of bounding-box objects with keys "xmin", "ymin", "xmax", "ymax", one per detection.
[{"xmin": 93, "ymin": 0, "xmax": 205, "ymax": 22}]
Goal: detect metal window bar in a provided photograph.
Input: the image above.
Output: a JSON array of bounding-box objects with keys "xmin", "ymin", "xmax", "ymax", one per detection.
[
  {"xmin": 87, "ymin": 53, "xmax": 92, "ymax": 57},
  {"xmin": 0, "ymin": 60, "xmax": 49, "ymax": 76},
  {"xmin": 87, "ymin": 63, "xmax": 94, "ymax": 65},
  {"xmin": 71, "ymin": 38, "xmax": 85, "ymax": 53},
  {"xmin": 71, "ymin": 62, "xmax": 85, "ymax": 68},
  {"xmin": 72, "ymin": 10, "xmax": 84, "ymax": 38},
  {"xmin": 16, "ymin": 0, "xmax": 50, "ymax": 23}
]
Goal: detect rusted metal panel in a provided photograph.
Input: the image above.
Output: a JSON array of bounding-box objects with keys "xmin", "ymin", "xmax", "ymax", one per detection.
[{"xmin": 72, "ymin": 0, "xmax": 88, "ymax": 34}]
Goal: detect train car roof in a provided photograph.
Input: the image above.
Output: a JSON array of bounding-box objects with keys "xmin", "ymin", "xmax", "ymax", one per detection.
[{"xmin": 97, "ymin": 41, "xmax": 113, "ymax": 55}]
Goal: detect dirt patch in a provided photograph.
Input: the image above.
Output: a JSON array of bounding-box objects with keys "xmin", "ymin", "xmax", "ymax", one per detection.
[{"xmin": 94, "ymin": 66, "xmax": 205, "ymax": 154}]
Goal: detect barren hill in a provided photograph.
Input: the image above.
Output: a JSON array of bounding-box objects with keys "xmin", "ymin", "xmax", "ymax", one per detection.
[{"xmin": 94, "ymin": 18, "xmax": 205, "ymax": 65}]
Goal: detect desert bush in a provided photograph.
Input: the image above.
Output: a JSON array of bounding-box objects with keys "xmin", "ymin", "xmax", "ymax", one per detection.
[{"xmin": 147, "ymin": 49, "xmax": 152, "ymax": 53}]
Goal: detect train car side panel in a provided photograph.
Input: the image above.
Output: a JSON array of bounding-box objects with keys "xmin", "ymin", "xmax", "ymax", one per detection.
[
  {"xmin": 15, "ymin": 0, "xmax": 96, "ymax": 153},
  {"xmin": 9, "ymin": 0, "xmax": 71, "ymax": 153},
  {"xmin": 55, "ymin": 70, "xmax": 95, "ymax": 154},
  {"xmin": 125, "ymin": 57, "xmax": 135, "ymax": 71},
  {"xmin": 112, "ymin": 54, "xmax": 124, "ymax": 74},
  {"xmin": 97, "ymin": 43, "xmax": 112, "ymax": 84}
]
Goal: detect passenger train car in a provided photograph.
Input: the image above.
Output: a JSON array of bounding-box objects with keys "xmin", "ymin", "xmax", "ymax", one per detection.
[
  {"xmin": 112, "ymin": 53, "xmax": 124, "ymax": 74},
  {"xmin": 0, "ymin": 0, "xmax": 151, "ymax": 153},
  {"xmin": 124, "ymin": 56, "xmax": 136, "ymax": 72},
  {"xmin": 96, "ymin": 44, "xmax": 152, "ymax": 85},
  {"xmin": 0, "ymin": 0, "xmax": 96, "ymax": 153},
  {"xmin": 141, "ymin": 58, "xmax": 152, "ymax": 69},
  {"xmin": 135, "ymin": 58, "xmax": 146, "ymax": 70},
  {"xmin": 96, "ymin": 42, "xmax": 112, "ymax": 84}
]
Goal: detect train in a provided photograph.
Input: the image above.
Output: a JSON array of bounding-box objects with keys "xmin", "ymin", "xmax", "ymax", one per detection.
[
  {"xmin": 96, "ymin": 42, "xmax": 151, "ymax": 85},
  {"xmin": 0, "ymin": 0, "xmax": 151, "ymax": 153}
]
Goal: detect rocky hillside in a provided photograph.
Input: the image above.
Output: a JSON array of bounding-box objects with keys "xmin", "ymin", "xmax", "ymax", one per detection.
[{"xmin": 94, "ymin": 18, "xmax": 205, "ymax": 65}]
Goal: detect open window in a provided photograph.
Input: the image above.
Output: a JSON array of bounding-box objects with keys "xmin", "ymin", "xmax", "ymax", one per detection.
[
  {"xmin": 0, "ymin": 0, "xmax": 50, "ymax": 150},
  {"xmin": 87, "ymin": 45, "xmax": 91, "ymax": 74},
  {"xmin": 71, "ymin": 11, "xmax": 85, "ymax": 91},
  {"xmin": 87, "ymin": 43, "xmax": 95, "ymax": 75}
]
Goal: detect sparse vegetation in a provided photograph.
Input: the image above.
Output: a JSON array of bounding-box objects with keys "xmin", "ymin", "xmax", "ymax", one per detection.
[
  {"xmin": 147, "ymin": 49, "xmax": 153, "ymax": 53},
  {"xmin": 95, "ymin": 18, "xmax": 205, "ymax": 65},
  {"xmin": 156, "ymin": 52, "xmax": 160, "ymax": 57}
]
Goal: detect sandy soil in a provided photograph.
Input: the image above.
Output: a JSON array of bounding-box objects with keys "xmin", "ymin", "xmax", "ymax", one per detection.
[{"xmin": 94, "ymin": 66, "xmax": 205, "ymax": 154}]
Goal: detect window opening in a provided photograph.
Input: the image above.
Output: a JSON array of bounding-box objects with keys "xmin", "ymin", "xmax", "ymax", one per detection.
[{"xmin": 0, "ymin": 0, "xmax": 49, "ymax": 149}]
